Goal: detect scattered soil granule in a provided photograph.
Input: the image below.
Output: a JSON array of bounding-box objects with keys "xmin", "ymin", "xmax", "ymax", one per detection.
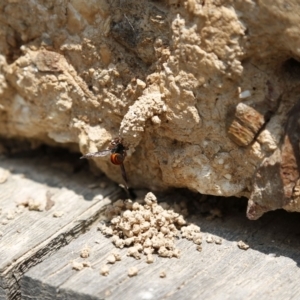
[
  {"xmin": 80, "ymin": 246, "xmax": 90, "ymax": 258},
  {"xmin": 128, "ymin": 266, "xmax": 139, "ymax": 277},
  {"xmin": 98, "ymin": 192, "xmax": 202, "ymax": 262},
  {"xmin": 100, "ymin": 265, "xmax": 110, "ymax": 276},
  {"xmin": 237, "ymin": 240, "xmax": 250, "ymax": 250}
]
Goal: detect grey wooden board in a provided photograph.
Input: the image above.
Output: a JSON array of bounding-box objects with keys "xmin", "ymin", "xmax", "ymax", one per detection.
[
  {"xmin": 21, "ymin": 205, "xmax": 300, "ymax": 300},
  {"xmin": 0, "ymin": 152, "xmax": 123, "ymax": 300}
]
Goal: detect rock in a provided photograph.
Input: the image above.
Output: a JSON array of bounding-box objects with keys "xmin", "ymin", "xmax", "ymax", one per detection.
[{"xmin": 1, "ymin": 0, "xmax": 300, "ymax": 217}]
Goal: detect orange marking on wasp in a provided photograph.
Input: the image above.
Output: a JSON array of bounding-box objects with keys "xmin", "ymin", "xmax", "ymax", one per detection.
[
  {"xmin": 80, "ymin": 137, "xmax": 129, "ymax": 190},
  {"xmin": 110, "ymin": 153, "xmax": 124, "ymax": 165}
]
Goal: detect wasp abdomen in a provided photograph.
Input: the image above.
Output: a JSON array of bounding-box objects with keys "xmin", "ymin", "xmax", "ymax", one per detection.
[{"xmin": 110, "ymin": 153, "xmax": 124, "ymax": 165}]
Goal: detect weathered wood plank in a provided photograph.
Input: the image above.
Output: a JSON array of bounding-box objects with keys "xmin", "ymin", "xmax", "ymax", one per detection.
[
  {"xmin": 21, "ymin": 206, "xmax": 300, "ymax": 300},
  {"xmin": 0, "ymin": 152, "xmax": 123, "ymax": 300}
]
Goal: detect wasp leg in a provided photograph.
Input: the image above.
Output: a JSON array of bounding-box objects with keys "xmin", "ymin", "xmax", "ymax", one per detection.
[
  {"xmin": 120, "ymin": 163, "xmax": 129, "ymax": 190},
  {"xmin": 120, "ymin": 163, "xmax": 136, "ymax": 199}
]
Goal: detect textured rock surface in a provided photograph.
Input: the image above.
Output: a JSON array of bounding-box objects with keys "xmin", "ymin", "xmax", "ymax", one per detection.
[{"xmin": 1, "ymin": 0, "xmax": 300, "ymax": 218}]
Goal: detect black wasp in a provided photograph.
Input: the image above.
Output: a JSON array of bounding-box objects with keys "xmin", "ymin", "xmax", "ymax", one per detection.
[{"xmin": 80, "ymin": 137, "xmax": 129, "ymax": 190}]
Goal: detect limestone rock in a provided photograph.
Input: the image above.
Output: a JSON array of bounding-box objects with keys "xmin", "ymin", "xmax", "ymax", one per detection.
[{"xmin": 1, "ymin": 0, "xmax": 300, "ymax": 218}]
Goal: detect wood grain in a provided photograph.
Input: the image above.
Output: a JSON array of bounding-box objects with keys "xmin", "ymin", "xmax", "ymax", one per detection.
[
  {"xmin": 21, "ymin": 204, "xmax": 300, "ymax": 300},
  {"xmin": 0, "ymin": 151, "xmax": 123, "ymax": 300},
  {"xmin": 1, "ymin": 149, "xmax": 300, "ymax": 300}
]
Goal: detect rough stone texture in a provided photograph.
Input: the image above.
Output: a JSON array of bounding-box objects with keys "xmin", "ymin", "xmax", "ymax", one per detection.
[{"xmin": 1, "ymin": 0, "xmax": 300, "ymax": 218}]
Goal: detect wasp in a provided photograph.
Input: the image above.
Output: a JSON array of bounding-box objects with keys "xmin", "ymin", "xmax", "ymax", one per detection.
[{"xmin": 80, "ymin": 137, "xmax": 129, "ymax": 190}]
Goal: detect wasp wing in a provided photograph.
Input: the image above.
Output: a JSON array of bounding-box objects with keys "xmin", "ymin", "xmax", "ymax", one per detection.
[{"xmin": 80, "ymin": 149, "xmax": 111, "ymax": 159}]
